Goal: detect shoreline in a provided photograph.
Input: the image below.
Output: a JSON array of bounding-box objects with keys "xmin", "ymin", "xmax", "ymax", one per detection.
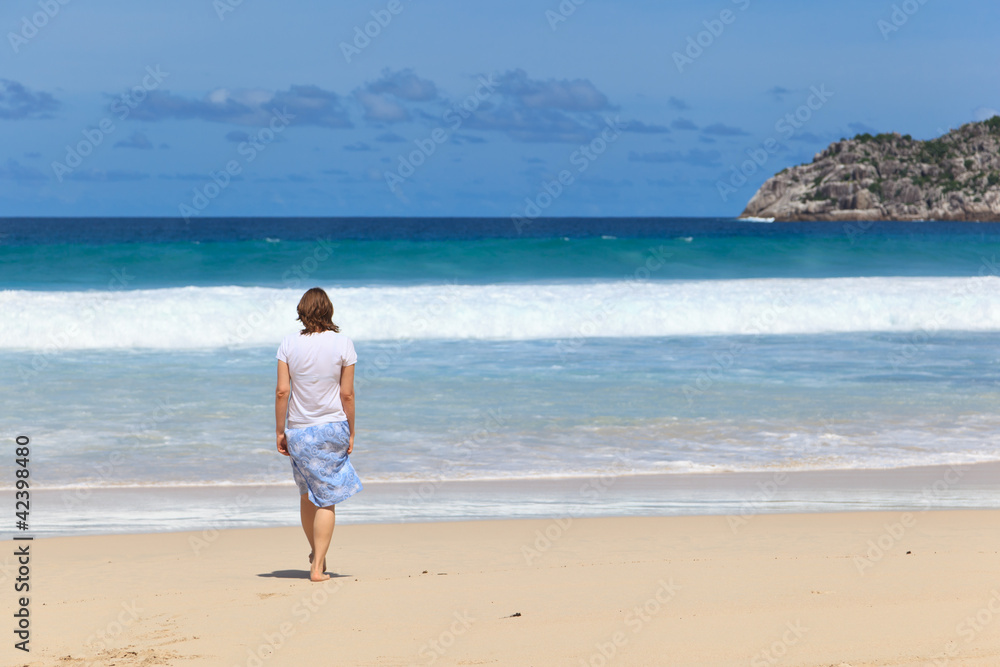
[
  {"xmin": 5, "ymin": 510, "xmax": 1000, "ymax": 665},
  {"xmin": 15, "ymin": 460, "xmax": 1000, "ymax": 538}
]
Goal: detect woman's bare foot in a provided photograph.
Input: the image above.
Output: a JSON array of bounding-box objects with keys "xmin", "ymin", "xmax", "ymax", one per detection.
[
  {"xmin": 310, "ymin": 570, "xmax": 331, "ymax": 582},
  {"xmin": 308, "ymin": 552, "xmax": 327, "ymax": 576}
]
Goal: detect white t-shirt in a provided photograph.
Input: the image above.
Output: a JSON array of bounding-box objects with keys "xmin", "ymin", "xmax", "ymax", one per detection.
[{"xmin": 276, "ymin": 330, "xmax": 357, "ymax": 429}]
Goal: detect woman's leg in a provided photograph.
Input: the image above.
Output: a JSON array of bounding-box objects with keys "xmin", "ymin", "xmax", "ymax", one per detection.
[
  {"xmin": 300, "ymin": 493, "xmax": 316, "ymax": 556},
  {"xmin": 310, "ymin": 504, "xmax": 336, "ymax": 582}
]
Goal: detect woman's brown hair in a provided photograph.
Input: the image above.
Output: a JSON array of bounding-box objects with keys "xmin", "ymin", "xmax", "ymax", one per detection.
[{"xmin": 297, "ymin": 287, "xmax": 340, "ymax": 334}]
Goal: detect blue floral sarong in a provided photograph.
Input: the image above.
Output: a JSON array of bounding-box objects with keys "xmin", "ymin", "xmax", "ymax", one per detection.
[{"xmin": 285, "ymin": 420, "xmax": 362, "ymax": 507}]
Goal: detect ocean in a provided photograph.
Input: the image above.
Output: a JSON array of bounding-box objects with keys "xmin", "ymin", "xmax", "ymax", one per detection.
[{"xmin": 3, "ymin": 217, "xmax": 1000, "ymax": 534}]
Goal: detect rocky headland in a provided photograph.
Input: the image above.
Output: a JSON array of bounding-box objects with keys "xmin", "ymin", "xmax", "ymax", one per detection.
[{"xmin": 741, "ymin": 117, "xmax": 1000, "ymax": 221}]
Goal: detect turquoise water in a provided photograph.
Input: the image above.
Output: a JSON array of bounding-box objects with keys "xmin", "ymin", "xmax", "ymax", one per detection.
[
  {"xmin": 2, "ymin": 217, "xmax": 1000, "ymax": 516},
  {"xmin": 3, "ymin": 220, "xmax": 1000, "ymax": 289},
  {"xmin": 7, "ymin": 334, "xmax": 1000, "ymax": 493}
]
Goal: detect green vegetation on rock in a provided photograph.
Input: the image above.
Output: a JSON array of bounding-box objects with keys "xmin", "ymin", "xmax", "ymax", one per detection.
[{"xmin": 741, "ymin": 117, "xmax": 1000, "ymax": 221}]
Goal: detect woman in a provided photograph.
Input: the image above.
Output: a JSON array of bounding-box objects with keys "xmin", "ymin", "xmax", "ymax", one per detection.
[{"xmin": 275, "ymin": 287, "xmax": 362, "ymax": 582}]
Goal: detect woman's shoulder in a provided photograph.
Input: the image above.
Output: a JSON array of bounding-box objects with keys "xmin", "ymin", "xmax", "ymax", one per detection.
[
  {"xmin": 293, "ymin": 330, "xmax": 353, "ymax": 345},
  {"xmin": 322, "ymin": 330, "xmax": 354, "ymax": 345}
]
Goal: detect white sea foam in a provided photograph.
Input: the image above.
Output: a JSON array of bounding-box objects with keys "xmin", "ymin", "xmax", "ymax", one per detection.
[{"xmin": 3, "ymin": 276, "xmax": 1000, "ymax": 350}]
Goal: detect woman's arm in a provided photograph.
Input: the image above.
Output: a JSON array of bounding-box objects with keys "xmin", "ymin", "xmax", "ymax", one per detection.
[
  {"xmin": 275, "ymin": 360, "xmax": 291, "ymax": 456},
  {"xmin": 340, "ymin": 363, "xmax": 355, "ymax": 455}
]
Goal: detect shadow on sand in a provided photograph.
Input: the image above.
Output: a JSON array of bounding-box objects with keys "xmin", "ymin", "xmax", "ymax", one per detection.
[{"xmin": 257, "ymin": 570, "xmax": 351, "ymax": 580}]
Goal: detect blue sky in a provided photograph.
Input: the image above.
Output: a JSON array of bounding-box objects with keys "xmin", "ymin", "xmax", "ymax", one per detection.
[{"xmin": 1, "ymin": 0, "xmax": 998, "ymax": 218}]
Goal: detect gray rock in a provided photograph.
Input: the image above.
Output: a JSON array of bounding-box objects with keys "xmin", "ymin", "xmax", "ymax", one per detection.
[{"xmin": 741, "ymin": 118, "xmax": 1000, "ymax": 221}]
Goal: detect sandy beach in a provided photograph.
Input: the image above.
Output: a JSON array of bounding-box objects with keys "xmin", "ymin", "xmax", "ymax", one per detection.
[
  {"xmin": 4, "ymin": 508, "xmax": 1000, "ymax": 666},
  {"xmin": 8, "ymin": 1, "xmax": 1000, "ymax": 663}
]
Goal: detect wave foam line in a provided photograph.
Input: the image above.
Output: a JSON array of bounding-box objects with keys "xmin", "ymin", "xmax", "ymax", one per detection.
[{"xmin": 2, "ymin": 277, "xmax": 1000, "ymax": 350}]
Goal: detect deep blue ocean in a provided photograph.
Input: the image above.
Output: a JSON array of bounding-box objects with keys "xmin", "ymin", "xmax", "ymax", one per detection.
[{"xmin": 3, "ymin": 217, "xmax": 1000, "ymax": 509}]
